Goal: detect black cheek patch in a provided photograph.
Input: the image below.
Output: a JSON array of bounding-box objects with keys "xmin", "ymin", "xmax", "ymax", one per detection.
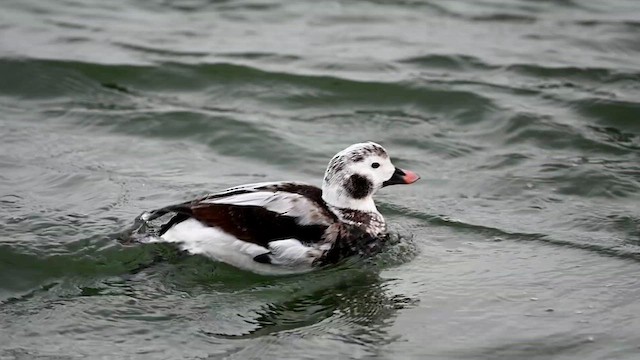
[{"xmin": 345, "ymin": 174, "xmax": 372, "ymax": 199}]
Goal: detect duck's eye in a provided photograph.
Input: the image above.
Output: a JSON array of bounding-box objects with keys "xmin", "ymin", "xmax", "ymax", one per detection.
[{"xmin": 371, "ymin": 162, "xmax": 380, "ymax": 169}]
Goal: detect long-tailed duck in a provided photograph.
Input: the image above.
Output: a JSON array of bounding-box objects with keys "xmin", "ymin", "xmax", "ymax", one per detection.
[{"xmin": 139, "ymin": 142, "xmax": 419, "ymax": 275}]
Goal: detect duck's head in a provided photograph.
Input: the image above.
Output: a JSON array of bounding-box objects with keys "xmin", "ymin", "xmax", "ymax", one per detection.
[{"xmin": 321, "ymin": 142, "xmax": 420, "ymax": 212}]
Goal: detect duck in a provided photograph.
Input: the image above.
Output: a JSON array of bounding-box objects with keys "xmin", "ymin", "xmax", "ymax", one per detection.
[{"xmin": 138, "ymin": 142, "xmax": 420, "ymax": 275}]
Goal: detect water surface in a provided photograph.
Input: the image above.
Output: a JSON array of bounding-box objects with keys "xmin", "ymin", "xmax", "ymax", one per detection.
[{"xmin": 1, "ymin": 0, "xmax": 640, "ymax": 358}]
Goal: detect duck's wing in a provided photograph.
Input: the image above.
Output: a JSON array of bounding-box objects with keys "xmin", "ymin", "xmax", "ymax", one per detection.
[
  {"xmin": 199, "ymin": 181, "xmax": 335, "ymax": 226},
  {"xmin": 145, "ymin": 181, "xmax": 335, "ymax": 231},
  {"xmin": 140, "ymin": 182, "xmax": 336, "ymax": 271}
]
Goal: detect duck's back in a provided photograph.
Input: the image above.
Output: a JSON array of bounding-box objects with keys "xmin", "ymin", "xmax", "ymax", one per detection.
[{"xmin": 139, "ymin": 182, "xmax": 339, "ymax": 275}]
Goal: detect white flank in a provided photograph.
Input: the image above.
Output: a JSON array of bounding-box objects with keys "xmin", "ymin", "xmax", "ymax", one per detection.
[
  {"xmin": 267, "ymin": 239, "xmax": 321, "ymax": 266},
  {"xmin": 158, "ymin": 218, "xmax": 317, "ymax": 275}
]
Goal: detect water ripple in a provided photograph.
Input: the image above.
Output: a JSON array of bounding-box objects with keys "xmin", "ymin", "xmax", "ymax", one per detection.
[{"xmin": 2, "ymin": 0, "xmax": 640, "ymax": 357}]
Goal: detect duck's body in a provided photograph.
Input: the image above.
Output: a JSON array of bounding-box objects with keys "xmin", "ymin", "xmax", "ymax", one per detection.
[
  {"xmin": 139, "ymin": 142, "xmax": 419, "ymax": 275},
  {"xmin": 142, "ymin": 182, "xmax": 384, "ymax": 275}
]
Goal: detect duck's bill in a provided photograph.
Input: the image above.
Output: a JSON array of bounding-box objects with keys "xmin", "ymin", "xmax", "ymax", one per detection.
[{"xmin": 383, "ymin": 167, "xmax": 420, "ymax": 187}]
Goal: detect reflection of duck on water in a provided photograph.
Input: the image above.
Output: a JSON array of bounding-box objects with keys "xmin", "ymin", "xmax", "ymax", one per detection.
[
  {"xmin": 199, "ymin": 269, "xmax": 417, "ymax": 341},
  {"xmin": 132, "ymin": 142, "xmax": 420, "ymax": 275}
]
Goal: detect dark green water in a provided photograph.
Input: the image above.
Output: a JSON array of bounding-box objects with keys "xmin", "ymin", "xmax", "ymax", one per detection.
[{"xmin": 1, "ymin": 0, "xmax": 640, "ymax": 358}]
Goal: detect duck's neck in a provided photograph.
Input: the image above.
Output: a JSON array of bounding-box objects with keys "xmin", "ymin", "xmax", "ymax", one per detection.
[
  {"xmin": 328, "ymin": 205, "xmax": 387, "ymax": 236},
  {"xmin": 321, "ymin": 185, "xmax": 378, "ymax": 213}
]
